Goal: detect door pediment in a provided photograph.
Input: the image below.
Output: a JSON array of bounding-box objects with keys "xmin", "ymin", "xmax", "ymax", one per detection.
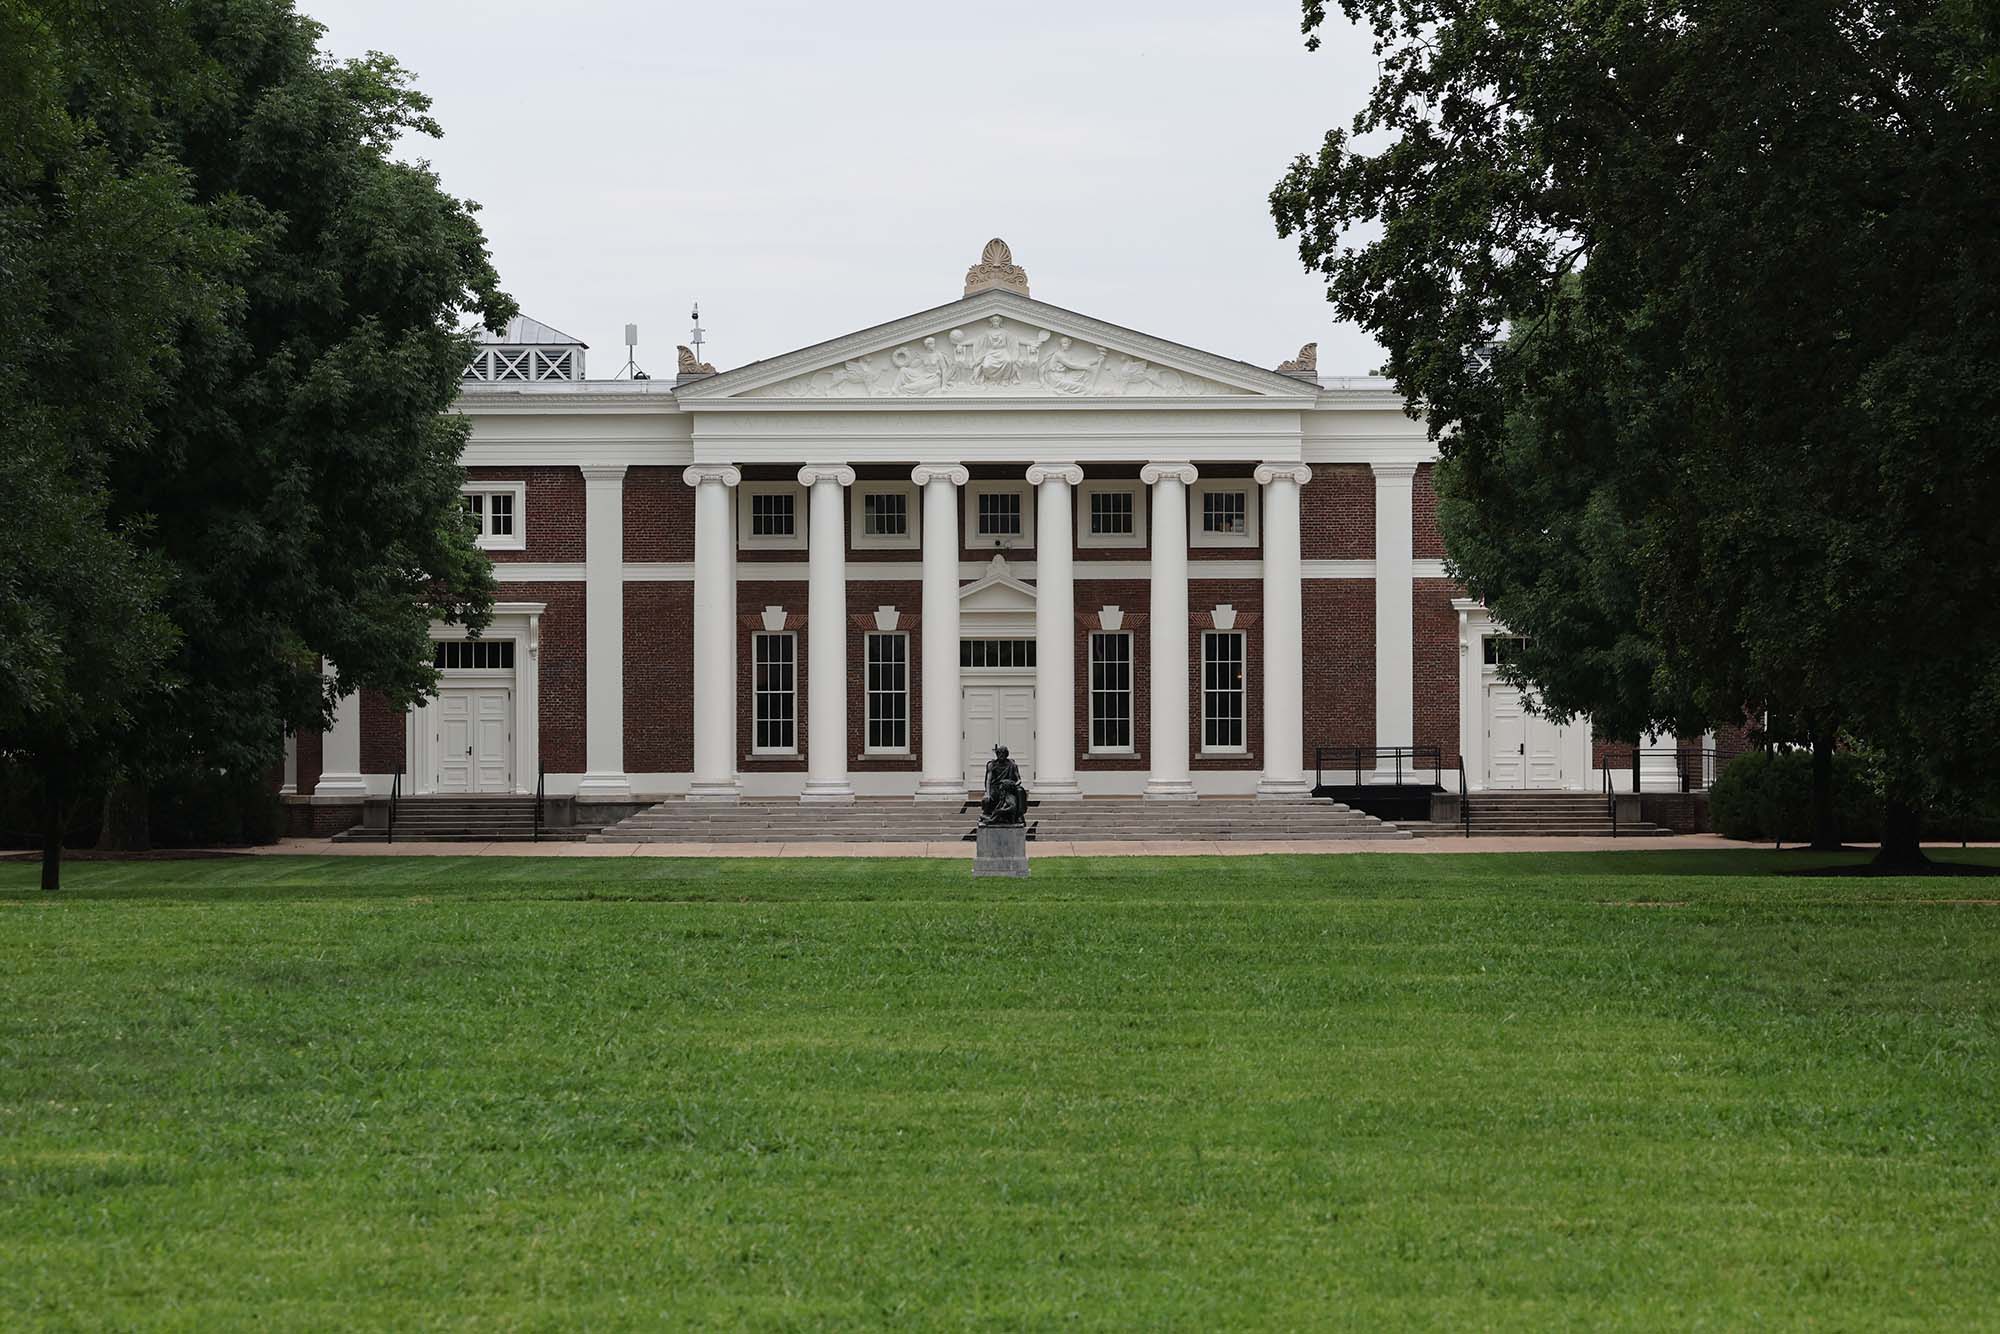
[{"xmin": 676, "ymin": 289, "xmax": 1313, "ymax": 404}]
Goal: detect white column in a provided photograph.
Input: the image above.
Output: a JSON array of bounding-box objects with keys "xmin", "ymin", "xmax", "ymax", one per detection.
[
  {"xmin": 577, "ymin": 464, "xmax": 630, "ymax": 799},
  {"xmin": 1026, "ymin": 463, "xmax": 1083, "ymax": 799},
  {"xmin": 799, "ymin": 464, "xmax": 857, "ymax": 803},
  {"xmin": 913, "ymin": 463, "xmax": 969, "ymax": 800},
  {"xmin": 683, "ymin": 464, "xmax": 742, "ymax": 802},
  {"xmin": 1372, "ymin": 462, "xmax": 1417, "ymax": 774},
  {"xmin": 280, "ymin": 732, "xmax": 298, "ymax": 795},
  {"xmin": 1142, "ymin": 462, "xmax": 1198, "ymax": 800},
  {"xmin": 317, "ymin": 664, "xmax": 366, "ymax": 798},
  {"xmin": 1255, "ymin": 463, "xmax": 1312, "ymax": 798}
]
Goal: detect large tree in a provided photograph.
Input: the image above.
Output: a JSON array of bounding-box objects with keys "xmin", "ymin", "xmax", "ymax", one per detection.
[{"xmin": 1272, "ymin": 0, "xmax": 2000, "ymax": 864}]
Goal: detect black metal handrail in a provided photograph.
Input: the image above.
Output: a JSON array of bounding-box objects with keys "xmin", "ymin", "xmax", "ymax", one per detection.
[
  {"xmin": 533, "ymin": 761, "xmax": 545, "ymax": 844},
  {"xmin": 1632, "ymin": 747, "xmax": 1719, "ymax": 793},
  {"xmin": 1313, "ymin": 745, "xmax": 1445, "ymax": 790},
  {"xmin": 1602, "ymin": 763, "xmax": 1617, "ymax": 838},
  {"xmin": 388, "ymin": 765, "xmax": 403, "ymax": 844},
  {"xmin": 1458, "ymin": 765, "xmax": 1470, "ymax": 838}
]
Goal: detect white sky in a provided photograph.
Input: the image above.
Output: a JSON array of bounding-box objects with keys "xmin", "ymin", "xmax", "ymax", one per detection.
[{"xmin": 304, "ymin": 0, "xmax": 1386, "ymax": 377}]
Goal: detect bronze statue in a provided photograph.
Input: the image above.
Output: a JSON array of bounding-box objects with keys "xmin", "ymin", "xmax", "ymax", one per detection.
[{"xmin": 978, "ymin": 743, "xmax": 1029, "ymax": 827}]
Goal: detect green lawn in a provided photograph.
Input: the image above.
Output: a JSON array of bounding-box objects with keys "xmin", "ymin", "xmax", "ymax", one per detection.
[{"xmin": 2, "ymin": 850, "xmax": 1996, "ymax": 1329}]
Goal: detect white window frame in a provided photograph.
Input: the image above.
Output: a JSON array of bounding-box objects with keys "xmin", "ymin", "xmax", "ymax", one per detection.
[
  {"xmin": 863, "ymin": 631, "xmax": 911, "ymax": 754},
  {"xmin": 1190, "ymin": 480, "xmax": 1260, "ymax": 549},
  {"xmin": 1200, "ymin": 629, "xmax": 1248, "ymax": 754},
  {"xmin": 737, "ymin": 482, "xmax": 808, "ymax": 552},
  {"xmin": 849, "ymin": 482, "xmax": 920, "ymax": 551},
  {"xmin": 751, "ymin": 631, "xmax": 799, "ymax": 754},
  {"xmin": 1088, "ymin": 631, "xmax": 1135, "ymax": 754},
  {"xmin": 1076, "ymin": 481, "xmax": 1148, "ymax": 550},
  {"xmin": 963, "ymin": 481, "xmax": 1034, "ymax": 550},
  {"xmin": 461, "ymin": 481, "xmax": 527, "ymax": 552}
]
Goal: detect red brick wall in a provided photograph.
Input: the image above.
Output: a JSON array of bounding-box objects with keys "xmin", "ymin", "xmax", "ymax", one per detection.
[
  {"xmin": 359, "ymin": 690, "xmax": 406, "ymax": 774},
  {"xmin": 624, "ymin": 466, "xmax": 693, "ymax": 562},
  {"xmin": 1303, "ymin": 579, "xmax": 1374, "ymax": 758},
  {"xmin": 495, "ymin": 579, "xmax": 586, "ymax": 772},
  {"xmin": 846, "ymin": 580, "xmax": 924, "ymax": 772},
  {"xmin": 465, "ymin": 465, "xmax": 584, "ymax": 563},
  {"xmin": 1412, "ymin": 578, "xmax": 1463, "ymax": 768},
  {"xmin": 296, "ymin": 728, "xmax": 322, "ymax": 795},
  {"xmin": 736, "ymin": 579, "xmax": 808, "ymax": 772},
  {"xmin": 625, "ymin": 582, "xmax": 693, "ymax": 773},
  {"xmin": 1302, "ymin": 465, "xmax": 1374, "ymax": 559},
  {"xmin": 1412, "ymin": 463, "xmax": 1446, "ymax": 560}
]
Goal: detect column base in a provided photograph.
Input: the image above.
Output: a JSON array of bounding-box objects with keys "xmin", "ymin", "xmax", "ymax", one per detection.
[
  {"xmin": 685, "ymin": 779, "xmax": 741, "ymax": 804},
  {"xmin": 1034, "ymin": 777, "xmax": 1083, "ymax": 801},
  {"xmin": 915, "ymin": 777, "xmax": 967, "ymax": 802},
  {"xmin": 1255, "ymin": 776, "xmax": 1314, "ymax": 800},
  {"xmin": 313, "ymin": 774, "xmax": 368, "ymax": 800},
  {"xmin": 576, "ymin": 772, "xmax": 632, "ymax": 800},
  {"xmin": 1142, "ymin": 778, "xmax": 1198, "ymax": 802},
  {"xmin": 800, "ymin": 780, "xmax": 856, "ymax": 804}
]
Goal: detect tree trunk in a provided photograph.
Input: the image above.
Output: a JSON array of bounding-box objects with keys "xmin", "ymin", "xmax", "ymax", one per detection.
[
  {"xmin": 1630, "ymin": 742, "xmax": 1641, "ymax": 795},
  {"xmin": 1876, "ymin": 796, "xmax": 1929, "ymax": 869},
  {"xmin": 1809, "ymin": 730, "xmax": 1840, "ymax": 851},
  {"xmin": 40, "ymin": 765, "xmax": 64, "ymax": 893},
  {"xmin": 98, "ymin": 778, "xmax": 151, "ymax": 852}
]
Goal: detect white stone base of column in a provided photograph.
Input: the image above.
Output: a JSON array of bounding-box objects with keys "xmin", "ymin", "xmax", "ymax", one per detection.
[
  {"xmin": 1142, "ymin": 778, "xmax": 1198, "ymax": 802},
  {"xmin": 313, "ymin": 774, "xmax": 368, "ymax": 799},
  {"xmin": 1254, "ymin": 777, "xmax": 1314, "ymax": 800},
  {"xmin": 576, "ymin": 772, "xmax": 633, "ymax": 800},
  {"xmin": 799, "ymin": 780, "xmax": 856, "ymax": 804},
  {"xmin": 686, "ymin": 780, "xmax": 742, "ymax": 804},
  {"xmin": 915, "ymin": 777, "xmax": 967, "ymax": 802},
  {"xmin": 1034, "ymin": 777, "xmax": 1083, "ymax": 801}
]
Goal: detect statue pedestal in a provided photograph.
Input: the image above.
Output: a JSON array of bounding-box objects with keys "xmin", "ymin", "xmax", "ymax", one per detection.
[{"xmin": 972, "ymin": 825, "xmax": 1029, "ymax": 878}]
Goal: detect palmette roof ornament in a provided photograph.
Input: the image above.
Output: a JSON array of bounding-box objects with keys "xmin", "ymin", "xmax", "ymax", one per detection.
[
  {"xmin": 676, "ymin": 345, "xmax": 716, "ymax": 377},
  {"xmin": 1277, "ymin": 342, "xmax": 1318, "ymax": 376},
  {"xmin": 964, "ymin": 237, "xmax": 1030, "ymax": 297}
]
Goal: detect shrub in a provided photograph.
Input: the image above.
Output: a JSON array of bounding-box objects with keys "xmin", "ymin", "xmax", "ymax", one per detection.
[{"xmin": 1710, "ymin": 749, "xmax": 1884, "ymax": 843}]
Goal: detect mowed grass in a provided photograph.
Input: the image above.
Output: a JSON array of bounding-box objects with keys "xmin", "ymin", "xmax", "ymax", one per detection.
[{"xmin": 2, "ymin": 850, "xmax": 1997, "ymax": 1329}]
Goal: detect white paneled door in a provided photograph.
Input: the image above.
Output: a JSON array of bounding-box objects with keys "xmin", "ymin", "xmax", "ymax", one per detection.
[
  {"xmin": 1485, "ymin": 683, "xmax": 1564, "ymax": 790},
  {"xmin": 436, "ymin": 688, "xmax": 513, "ymax": 793},
  {"xmin": 962, "ymin": 684, "xmax": 1034, "ymax": 792}
]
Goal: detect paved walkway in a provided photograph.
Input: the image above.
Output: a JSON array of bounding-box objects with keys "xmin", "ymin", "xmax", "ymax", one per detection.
[{"xmin": 253, "ymin": 834, "xmax": 1785, "ymax": 858}]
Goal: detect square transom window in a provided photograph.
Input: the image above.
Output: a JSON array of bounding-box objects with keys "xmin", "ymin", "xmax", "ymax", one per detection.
[
  {"xmin": 863, "ymin": 492, "xmax": 906, "ymax": 536},
  {"xmin": 1202, "ymin": 490, "xmax": 1248, "ymax": 536},
  {"xmin": 751, "ymin": 492, "xmax": 795, "ymax": 537},
  {"xmin": 461, "ymin": 482, "xmax": 526, "ymax": 551},
  {"xmin": 1090, "ymin": 490, "xmax": 1133, "ymax": 536},
  {"xmin": 977, "ymin": 491, "xmax": 1021, "ymax": 538}
]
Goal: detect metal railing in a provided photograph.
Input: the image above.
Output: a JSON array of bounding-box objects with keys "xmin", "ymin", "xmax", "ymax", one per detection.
[
  {"xmin": 1313, "ymin": 745, "xmax": 1445, "ymax": 790},
  {"xmin": 1602, "ymin": 763, "xmax": 1618, "ymax": 838},
  {"xmin": 533, "ymin": 761, "xmax": 546, "ymax": 843},
  {"xmin": 387, "ymin": 765, "xmax": 403, "ymax": 844},
  {"xmin": 1630, "ymin": 747, "xmax": 1718, "ymax": 793},
  {"xmin": 1458, "ymin": 765, "xmax": 1470, "ymax": 838}
]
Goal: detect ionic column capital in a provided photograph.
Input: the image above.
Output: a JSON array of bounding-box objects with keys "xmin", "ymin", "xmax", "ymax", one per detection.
[
  {"xmin": 682, "ymin": 463, "xmax": 742, "ymax": 488},
  {"xmin": 1026, "ymin": 462, "xmax": 1084, "ymax": 487},
  {"xmin": 910, "ymin": 463, "xmax": 970, "ymax": 487},
  {"xmin": 1254, "ymin": 462, "xmax": 1313, "ymax": 486},
  {"xmin": 797, "ymin": 463, "xmax": 856, "ymax": 488},
  {"xmin": 1141, "ymin": 461, "xmax": 1199, "ymax": 486}
]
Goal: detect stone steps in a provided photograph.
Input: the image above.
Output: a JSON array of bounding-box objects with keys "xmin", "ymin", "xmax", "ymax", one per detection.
[{"xmin": 591, "ymin": 798, "xmax": 1409, "ymax": 843}]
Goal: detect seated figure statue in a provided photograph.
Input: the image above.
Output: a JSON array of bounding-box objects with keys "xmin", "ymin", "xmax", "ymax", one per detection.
[{"xmin": 978, "ymin": 743, "xmax": 1029, "ymax": 827}]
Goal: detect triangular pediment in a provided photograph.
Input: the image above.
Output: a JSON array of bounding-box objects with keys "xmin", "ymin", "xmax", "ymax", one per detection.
[
  {"xmin": 676, "ymin": 289, "xmax": 1312, "ymax": 403},
  {"xmin": 959, "ymin": 558, "xmax": 1037, "ymax": 612}
]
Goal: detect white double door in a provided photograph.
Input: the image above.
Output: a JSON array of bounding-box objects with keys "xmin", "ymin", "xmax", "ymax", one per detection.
[
  {"xmin": 435, "ymin": 687, "xmax": 513, "ymax": 793},
  {"xmin": 962, "ymin": 681, "xmax": 1034, "ymax": 793},
  {"xmin": 1485, "ymin": 683, "xmax": 1564, "ymax": 789}
]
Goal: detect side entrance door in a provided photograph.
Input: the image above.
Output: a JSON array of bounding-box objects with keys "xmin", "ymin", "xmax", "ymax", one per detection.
[
  {"xmin": 1485, "ymin": 683, "xmax": 1527, "ymax": 789},
  {"xmin": 435, "ymin": 688, "xmax": 513, "ymax": 793},
  {"xmin": 963, "ymin": 684, "xmax": 1035, "ymax": 792}
]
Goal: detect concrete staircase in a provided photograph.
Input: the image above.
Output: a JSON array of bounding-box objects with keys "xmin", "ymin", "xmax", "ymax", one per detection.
[
  {"xmin": 1403, "ymin": 790, "xmax": 1673, "ymax": 838},
  {"xmin": 335, "ymin": 796, "xmax": 591, "ymax": 843},
  {"xmin": 591, "ymin": 796, "xmax": 1411, "ymax": 844}
]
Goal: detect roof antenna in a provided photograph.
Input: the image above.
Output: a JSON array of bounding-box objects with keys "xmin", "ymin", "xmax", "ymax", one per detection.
[
  {"xmin": 615, "ymin": 323, "xmax": 650, "ymax": 380},
  {"xmin": 689, "ymin": 301, "xmax": 707, "ymax": 364}
]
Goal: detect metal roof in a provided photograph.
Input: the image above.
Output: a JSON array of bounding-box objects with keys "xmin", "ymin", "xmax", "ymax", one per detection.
[{"xmin": 478, "ymin": 314, "xmax": 588, "ymax": 348}]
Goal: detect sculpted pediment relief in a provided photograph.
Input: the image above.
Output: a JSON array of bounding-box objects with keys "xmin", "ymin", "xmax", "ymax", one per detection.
[{"xmin": 743, "ymin": 314, "xmax": 1251, "ymax": 400}]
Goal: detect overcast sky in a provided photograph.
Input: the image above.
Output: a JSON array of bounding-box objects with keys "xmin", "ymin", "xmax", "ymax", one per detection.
[{"xmin": 305, "ymin": 0, "xmax": 1385, "ymax": 377}]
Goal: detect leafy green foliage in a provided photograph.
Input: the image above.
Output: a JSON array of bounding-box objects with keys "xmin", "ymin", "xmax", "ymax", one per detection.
[{"xmin": 1708, "ymin": 749, "xmax": 1885, "ymax": 843}]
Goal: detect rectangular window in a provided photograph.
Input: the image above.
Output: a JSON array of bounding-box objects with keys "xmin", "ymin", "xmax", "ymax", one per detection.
[
  {"xmin": 862, "ymin": 492, "xmax": 907, "ymax": 537},
  {"xmin": 977, "ymin": 491, "xmax": 1021, "ymax": 538},
  {"xmin": 958, "ymin": 639, "xmax": 1037, "ymax": 668},
  {"xmin": 1484, "ymin": 635, "xmax": 1526, "ymax": 666},
  {"xmin": 434, "ymin": 640, "xmax": 515, "ymax": 670},
  {"xmin": 1090, "ymin": 632, "xmax": 1133, "ymax": 752},
  {"xmin": 865, "ymin": 633, "xmax": 908, "ymax": 752},
  {"xmin": 752, "ymin": 632, "xmax": 797, "ymax": 752},
  {"xmin": 1202, "ymin": 489, "xmax": 1248, "ymax": 536},
  {"xmin": 1089, "ymin": 490, "xmax": 1134, "ymax": 536},
  {"xmin": 486, "ymin": 491, "xmax": 514, "ymax": 537},
  {"xmin": 1202, "ymin": 630, "xmax": 1246, "ymax": 751},
  {"xmin": 750, "ymin": 492, "xmax": 795, "ymax": 538},
  {"xmin": 461, "ymin": 483, "xmax": 527, "ymax": 550}
]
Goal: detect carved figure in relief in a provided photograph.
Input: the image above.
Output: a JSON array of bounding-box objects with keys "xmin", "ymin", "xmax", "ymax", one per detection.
[
  {"xmin": 891, "ymin": 336, "xmax": 950, "ymax": 395},
  {"xmin": 1102, "ymin": 355, "xmax": 1188, "ymax": 397},
  {"xmin": 790, "ymin": 355, "xmax": 890, "ymax": 397},
  {"xmin": 1039, "ymin": 336, "xmax": 1104, "ymax": 395}
]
